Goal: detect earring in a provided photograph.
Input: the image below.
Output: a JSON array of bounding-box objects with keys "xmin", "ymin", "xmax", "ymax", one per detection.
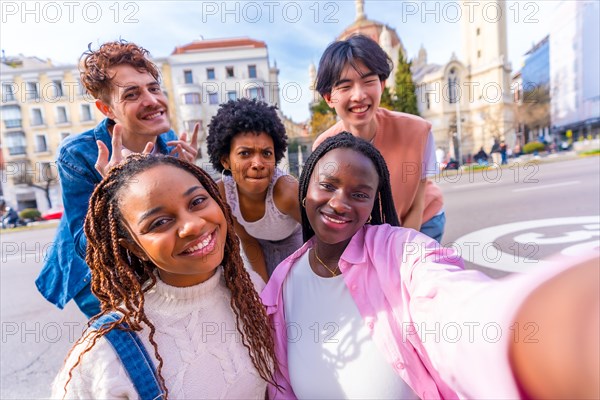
[
  {"xmin": 221, "ymin": 168, "xmax": 231, "ymax": 182},
  {"xmin": 302, "ymin": 197, "xmax": 306, "ymax": 208},
  {"xmin": 367, "ymin": 215, "xmax": 372, "ymax": 224}
]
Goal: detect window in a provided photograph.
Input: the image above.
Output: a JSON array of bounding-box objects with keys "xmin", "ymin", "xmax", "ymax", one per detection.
[
  {"xmin": 53, "ymin": 80, "xmax": 64, "ymax": 98},
  {"xmin": 5, "ymin": 131, "xmax": 27, "ymax": 155},
  {"xmin": 26, "ymin": 82, "xmax": 39, "ymax": 101},
  {"xmin": 2, "ymin": 84, "xmax": 16, "ymax": 102},
  {"xmin": 476, "ymin": 27, "xmax": 480, "ymax": 36},
  {"xmin": 56, "ymin": 106, "xmax": 68, "ymax": 124},
  {"xmin": 426, "ymin": 93, "xmax": 431, "ymax": 110},
  {"xmin": 61, "ymin": 132, "xmax": 70, "ymax": 141},
  {"xmin": 227, "ymin": 91, "xmax": 237, "ymax": 101},
  {"xmin": 183, "ymin": 93, "xmax": 201, "ymax": 104},
  {"xmin": 31, "ymin": 108, "xmax": 44, "ymax": 126},
  {"xmin": 184, "ymin": 70, "xmax": 194, "ymax": 84},
  {"xmin": 207, "ymin": 68, "xmax": 215, "ymax": 80},
  {"xmin": 208, "ymin": 92, "xmax": 219, "ymax": 105},
  {"xmin": 477, "ymin": 50, "xmax": 481, "ymax": 59},
  {"xmin": 184, "ymin": 120, "xmax": 202, "ymax": 132},
  {"xmin": 81, "ymin": 104, "xmax": 93, "ymax": 121},
  {"xmin": 77, "ymin": 79, "xmax": 87, "ymax": 96},
  {"xmin": 248, "ymin": 65, "xmax": 257, "ymax": 78},
  {"xmin": 2, "ymin": 105, "xmax": 22, "ymax": 128},
  {"xmin": 226, "ymin": 66, "xmax": 234, "ymax": 78},
  {"xmin": 247, "ymin": 87, "xmax": 264, "ymax": 100},
  {"xmin": 35, "ymin": 134, "xmax": 48, "ymax": 152}
]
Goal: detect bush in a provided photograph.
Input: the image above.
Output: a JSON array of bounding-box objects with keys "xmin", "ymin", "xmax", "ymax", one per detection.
[
  {"xmin": 523, "ymin": 141, "xmax": 546, "ymax": 154},
  {"xmin": 19, "ymin": 208, "xmax": 41, "ymax": 220}
]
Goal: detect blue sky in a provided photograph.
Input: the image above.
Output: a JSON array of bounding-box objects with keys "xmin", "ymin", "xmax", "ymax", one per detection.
[{"xmin": 1, "ymin": 0, "xmax": 557, "ymax": 122}]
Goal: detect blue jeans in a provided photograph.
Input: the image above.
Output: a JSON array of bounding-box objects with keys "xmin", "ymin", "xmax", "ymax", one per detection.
[
  {"xmin": 73, "ymin": 282, "xmax": 101, "ymax": 318},
  {"xmin": 420, "ymin": 212, "xmax": 446, "ymax": 243}
]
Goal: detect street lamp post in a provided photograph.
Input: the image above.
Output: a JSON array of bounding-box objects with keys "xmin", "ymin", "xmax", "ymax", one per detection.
[{"xmin": 455, "ymin": 96, "xmax": 462, "ymax": 165}]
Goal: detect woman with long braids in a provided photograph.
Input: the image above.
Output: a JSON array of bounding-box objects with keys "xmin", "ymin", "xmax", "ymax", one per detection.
[
  {"xmin": 262, "ymin": 132, "xmax": 598, "ymax": 399},
  {"xmin": 52, "ymin": 154, "xmax": 277, "ymax": 399}
]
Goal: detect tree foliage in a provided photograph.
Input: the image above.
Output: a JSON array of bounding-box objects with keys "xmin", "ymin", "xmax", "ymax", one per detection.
[
  {"xmin": 392, "ymin": 51, "xmax": 419, "ymax": 116},
  {"xmin": 309, "ymin": 98, "xmax": 337, "ymax": 137},
  {"xmin": 380, "ymin": 86, "xmax": 394, "ymax": 110}
]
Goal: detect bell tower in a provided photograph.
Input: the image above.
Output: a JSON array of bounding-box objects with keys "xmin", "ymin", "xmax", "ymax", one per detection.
[{"xmin": 460, "ymin": 0, "xmax": 514, "ymax": 151}]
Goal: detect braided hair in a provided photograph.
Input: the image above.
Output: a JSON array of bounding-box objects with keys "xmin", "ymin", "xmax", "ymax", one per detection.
[
  {"xmin": 62, "ymin": 154, "xmax": 277, "ymax": 398},
  {"xmin": 298, "ymin": 132, "xmax": 399, "ymax": 242}
]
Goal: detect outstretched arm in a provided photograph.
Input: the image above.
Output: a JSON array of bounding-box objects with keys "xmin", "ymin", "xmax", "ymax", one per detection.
[{"xmin": 509, "ymin": 256, "xmax": 599, "ymax": 399}]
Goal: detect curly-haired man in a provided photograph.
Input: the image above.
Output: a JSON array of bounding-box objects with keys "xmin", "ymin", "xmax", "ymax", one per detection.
[{"xmin": 36, "ymin": 40, "xmax": 198, "ymax": 317}]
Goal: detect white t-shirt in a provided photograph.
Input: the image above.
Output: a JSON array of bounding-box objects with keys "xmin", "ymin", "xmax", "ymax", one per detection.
[{"xmin": 283, "ymin": 251, "xmax": 417, "ymax": 399}]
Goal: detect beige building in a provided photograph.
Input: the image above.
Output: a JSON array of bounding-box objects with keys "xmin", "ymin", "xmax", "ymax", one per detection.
[
  {"xmin": 157, "ymin": 37, "xmax": 282, "ymax": 173},
  {"xmin": 310, "ymin": 0, "xmax": 515, "ymax": 161},
  {"xmin": 1, "ymin": 55, "xmax": 102, "ymax": 211}
]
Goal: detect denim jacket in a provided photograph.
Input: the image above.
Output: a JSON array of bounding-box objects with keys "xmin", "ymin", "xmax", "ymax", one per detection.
[{"xmin": 36, "ymin": 118, "xmax": 176, "ymax": 308}]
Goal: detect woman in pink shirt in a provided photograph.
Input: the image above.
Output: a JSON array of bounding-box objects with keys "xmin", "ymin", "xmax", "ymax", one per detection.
[{"xmin": 261, "ymin": 132, "xmax": 598, "ymax": 399}]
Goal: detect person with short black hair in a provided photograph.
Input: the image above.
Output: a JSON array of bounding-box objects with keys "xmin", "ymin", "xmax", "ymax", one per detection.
[{"xmin": 313, "ymin": 34, "xmax": 446, "ymax": 243}]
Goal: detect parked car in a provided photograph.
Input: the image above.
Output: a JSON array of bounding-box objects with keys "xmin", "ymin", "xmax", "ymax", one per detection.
[{"xmin": 42, "ymin": 207, "xmax": 64, "ymax": 221}]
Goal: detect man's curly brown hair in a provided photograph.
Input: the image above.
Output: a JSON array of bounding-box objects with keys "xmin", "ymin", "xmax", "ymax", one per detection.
[{"xmin": 80, "ymin": 39, "xmax": 160, "ymax": 104}]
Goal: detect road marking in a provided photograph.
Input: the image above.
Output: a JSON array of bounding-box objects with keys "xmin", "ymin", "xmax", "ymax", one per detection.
[
  {"xmin": 452, "ymin": 216, "xmax": 600, "ymax": 273},
  {"xmin": 443, "ymin": 181, "xmax": 501, "ymax": 190},
  {"xmin": 512, "ymin": 180, "xmax": 580, "ymax": 192}
]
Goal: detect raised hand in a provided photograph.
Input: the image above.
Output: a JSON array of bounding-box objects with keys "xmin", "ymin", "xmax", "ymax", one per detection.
[
  {"xmin": 168, "ymin": 122, "xmax": 199, "ymax": 163},
  {"xmin": 95, "ymin": 124, "xmax": 154, "ymax": 177}
]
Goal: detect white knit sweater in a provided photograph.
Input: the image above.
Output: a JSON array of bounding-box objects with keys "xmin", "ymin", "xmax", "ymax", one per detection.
[{"xmin": 52, "ymin": 267, "xmax": 267, "ymax": 399}]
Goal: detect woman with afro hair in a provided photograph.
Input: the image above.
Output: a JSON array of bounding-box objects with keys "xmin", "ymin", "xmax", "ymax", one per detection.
[{"xmin": 207, "ymin": 98, "xmax": 302, "ymax": 282}]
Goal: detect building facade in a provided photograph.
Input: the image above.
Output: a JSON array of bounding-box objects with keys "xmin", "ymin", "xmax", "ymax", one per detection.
[
  {"xmin": 311, "ymin": 0, "xmax": 515, "ymax": 162},
  {"xmin": 1, "ymin": 56, "xmax": 102, "ymax": 211},
  {"xmin": 158, "ymin": 37, "xmax": 282, "ymax": 172},
  {"xmin": 513, "ymin": 36, "xmax": 551, "ymax": 148},
  {"xmin": 550, "ymin": 0, "xmax": 600, "ymax": 140}
]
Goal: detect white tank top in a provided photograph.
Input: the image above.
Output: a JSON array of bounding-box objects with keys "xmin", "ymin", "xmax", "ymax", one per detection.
[{"xmin": 223, "ymin": 168, "xmax": 300, "ymax": 241}]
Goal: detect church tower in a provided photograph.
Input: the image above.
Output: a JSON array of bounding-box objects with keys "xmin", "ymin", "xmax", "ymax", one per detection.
[{"xmin": 460, "ymin": 0, "xmax": 514, "ymax": 152}]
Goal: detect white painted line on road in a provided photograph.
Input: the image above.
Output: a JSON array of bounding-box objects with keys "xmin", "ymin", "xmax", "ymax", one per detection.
[
  {"xmin": 512, "ymin": 180, "xmax": 580, "ymax": 193},
  {"xmin": 444, "ymin": 181, "xmax": 498, "ymax": 190}
]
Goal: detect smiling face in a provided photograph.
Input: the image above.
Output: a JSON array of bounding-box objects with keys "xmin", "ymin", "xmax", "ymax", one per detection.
[
  {"xmin": 118, "ymin": 164, "xmax": 227, "ymax": 287},
  {"xmin": 221, "ymin": 131, "xmax": 276, "ymax": 196},
  {"xmin": 99, "ymin": 64, "xmax": 171, "ymax": 148},
  {"xmin": 305, "ymin": 148, "xmax": 379, "ymax": 249},
  {"xmin": 323, "ymin": 60, "xmax": 385, "ymax": 138}
]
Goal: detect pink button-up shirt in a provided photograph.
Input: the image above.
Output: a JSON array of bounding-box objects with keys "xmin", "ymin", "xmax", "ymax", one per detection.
[{"xmin": 262, "ymin": 224, "xmax": 561, "ymax": 399}]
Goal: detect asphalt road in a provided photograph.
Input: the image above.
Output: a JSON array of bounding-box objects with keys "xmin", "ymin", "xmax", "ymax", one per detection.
[
  {"xmin": 439, "ymin": 156, "xmax": 600, "ymax": 277},
  {"xmin": 0, "ymin": 155, "xmax": 598, "ymax": 398}
]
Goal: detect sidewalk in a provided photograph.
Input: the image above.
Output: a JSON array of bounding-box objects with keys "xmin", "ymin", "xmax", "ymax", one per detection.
[{"xmin": 438, "ymin": 150, "xmax": 586, "ymax": 177}]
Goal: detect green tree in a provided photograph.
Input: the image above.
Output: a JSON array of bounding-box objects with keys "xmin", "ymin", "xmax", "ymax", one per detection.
[
  {"xmin": 393, "ymin": 51, "xmax": 419, "ymax": 115},
  {"xmin": 309, "ymin": 98, "xmax": 336, "ymax": 137},
  {"xmin": 380, "ymin": 86, "xmax": 394, "ymax": 110}
]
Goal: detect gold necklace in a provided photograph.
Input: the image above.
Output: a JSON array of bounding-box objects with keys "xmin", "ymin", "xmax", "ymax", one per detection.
[{"xmin": 313, "ymin": 248, "xmax": 340, "ymax": 277}]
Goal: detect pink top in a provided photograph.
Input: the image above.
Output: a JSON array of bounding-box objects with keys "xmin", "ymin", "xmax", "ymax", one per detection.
[{"xmin": 261, "ymin": 224, "xmax": 569, "ymax": 399}]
